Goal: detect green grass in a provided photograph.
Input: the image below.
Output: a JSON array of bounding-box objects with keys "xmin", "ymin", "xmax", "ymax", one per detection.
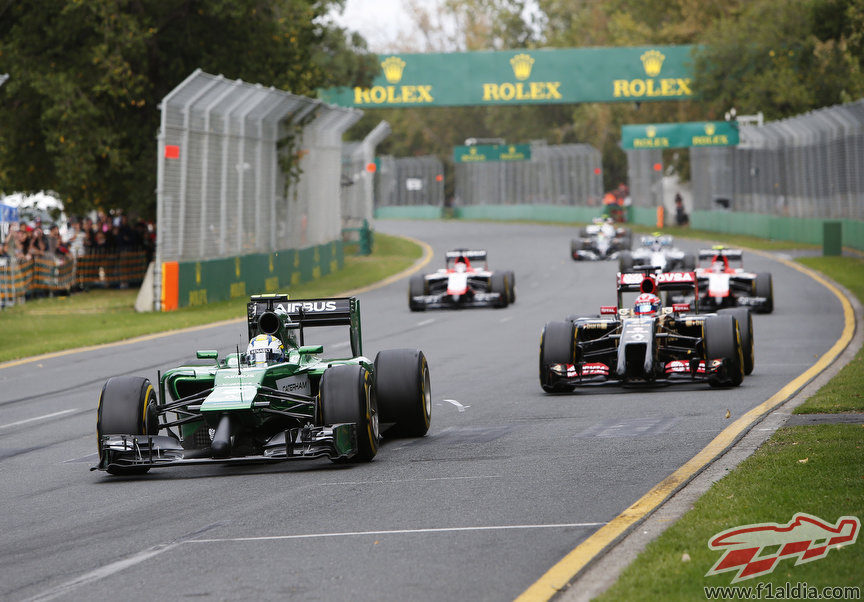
[
  {"xmin": 792, "ymin": 256, "xmax": 864, "ymax": 414},
  {"xmin": 597, "ymin": 425, "xmax": 864, "ymax": 601},
  {"xmin": 0, "ymin": 233, "xmax": 422, "ymax": 363},
  {"xmin": 596, "ymin": 254, "xmax": 864, "ymax": 600}
]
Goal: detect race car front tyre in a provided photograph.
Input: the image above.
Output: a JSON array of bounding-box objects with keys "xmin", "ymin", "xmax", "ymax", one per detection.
[
  {"xmin": 570, "ymin": 239, "xmax": 581, "ymax": 260},
  {"xmin": 505, "ymin": 270, "xmax": 516, "ymax": 303},
  {"xmin": 97, "ymin": 376, "xmax": 159, "ymax": 475},
  {"xmin": 320, "ymin": 365, "xmax": 378, "ymax": 462},
  {"xmin": 408, "ymin": 275, "xmax": 426, "ymax": 311},
  {"xmin": 718, "ymin": 308, "xmax": 754, "ymax": 375},
  {"xmin": 374, "ymin": 349, "xmax": 431, "ymax": 438},
  {"xmin": 704, "ymin": 315, "xmax": 744, "ymax": 387},
  {"xmin": 755, "ymin": 272, "xmax": 774, "ymax": 313},
  {"xmin": 491, "ymin": 272, "xmax": 509, "ymax": 308},
  {"xmin": 539, "ymin": 320, "xmax": 575, "ymax": 392},
  {"xmin": 619, "ymin": 251, "xmax": 634, "ymax": 272}
]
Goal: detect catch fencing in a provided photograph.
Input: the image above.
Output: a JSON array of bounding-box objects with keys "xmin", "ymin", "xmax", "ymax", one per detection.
[
  {"xmin": 690, "ymin": 99, "xmax": 864, "ymax": 219},
  {"xmin": 342, "ymin": 121, "xmax": 391, "ymax": 227},
  {"xmin": 376, "ymin": 155, "xmax": 445, "ymax": 209},
  {"xmin": 156, "ymin": 69, "xmax": 361, "ymax": 309},
  {"xmin": 453, "ymin": 143, "xmax": 603, "ymax": 207}
]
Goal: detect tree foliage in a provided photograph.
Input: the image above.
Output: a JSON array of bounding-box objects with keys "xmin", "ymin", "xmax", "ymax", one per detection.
[{"xmin": 0, "ymin": 0, "xmax": 376, "ymax": 218}]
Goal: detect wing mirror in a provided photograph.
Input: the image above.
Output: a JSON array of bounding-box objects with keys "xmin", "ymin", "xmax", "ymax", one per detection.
[
  {"xmin": 672, "ymin": 303, "xmax": 691, "ymax": 313},
  {"xmin": 196, "ymin": 350, "xmax": 218, "ymax": 360},
  {"xmin": 600, "ymin": 305, "xmax": 618, "ymax": 315},
  {"xmin": 298, "ymin": 345, "xmax": 324, "ymax": 355}
]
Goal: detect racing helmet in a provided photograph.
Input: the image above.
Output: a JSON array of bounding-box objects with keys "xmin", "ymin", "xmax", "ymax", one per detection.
[
  {"xmin": 246, "ymin": 334, "xmax": 284, "ymax": 365},
  {"xmin": 634, "ymin": 293, "xmax": 661, "ymax": 316}
]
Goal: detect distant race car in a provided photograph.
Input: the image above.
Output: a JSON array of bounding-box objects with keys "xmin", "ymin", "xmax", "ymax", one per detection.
[
  {"xmin": 94, "ymin": 295, "xmax": 431, "ymax": 476},
  {"xmin": 539, "ymin": 267, "xmax": 754, "ymax": 392},
  {"xmin": 618, "ymin": 233, "xmax": 696, "ymax": 273},
  {"xmin": 676, "ymin": 248, "xmax": 774, "ymax": 313},
  {"xmin": 409, "ymin": 249, "xmax": 515, "ymax": 310},
  {"xmin": 571, "ymin": 218, "xmax": 632, "ymax": 261}
]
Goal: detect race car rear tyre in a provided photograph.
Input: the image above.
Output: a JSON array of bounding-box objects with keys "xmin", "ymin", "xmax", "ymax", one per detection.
[
  {"xmin": 320, "ymin": 365, "xmax": 378, "ymax": 462},
  {"xmin": 755, "ymin": 272, "xmax": 774, "ymax": 313},
  {"xmin": 719, "ymin": 308, "xmax": 754, "ymax": 375},
  {"xmin": 682, "ymin": 253, "xmax": 696, "ymax": 271},
  {"xmin": 704, "ymin": 315, "xmax": 744, "ymax": 387},
  {"xmin": 97, "ymin": 376, "xmax": 159, "ymax": 475},
  {"xmin": 408, "ymin": 275, "xmax": 426, "ymax": 312},
  {"xmin": 619, "ymin": 251, "xmax": 634, "ymax": 272},
  {"xmin": 505, "ymin": 270, "xmax": 516, "ymax": 303},
  {"xmin": 491, "ymin": 272, "xmax": 509, "ymax": 308},
  {"xmin": 539, "ymin": 321, "xmax": 575, "ymax": 393},
  {"xmin": 374, "ymin": 349, "xmax": 431, "ymax": 438}
]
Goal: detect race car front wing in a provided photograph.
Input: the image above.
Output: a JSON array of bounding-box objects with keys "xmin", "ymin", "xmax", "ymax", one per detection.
[
  {"xmin": 410, "ymin": 292, "xmax": 504, "ymax": 309},
  {"xmin": 92, "ymin": 423, "xmax": 358, "ymax": 472}
]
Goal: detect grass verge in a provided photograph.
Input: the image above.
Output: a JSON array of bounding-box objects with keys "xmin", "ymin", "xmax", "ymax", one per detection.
[
  {"xmin": 597, "ymin": 425, "xmax": 864, "ymax": 601},
  {"xmin": 0, "ymin": 233, "xmax": 422, "ymax": 363},
  {"xmin": 596, "ymin": 256, "xmax": 864, "ymax": 600}
]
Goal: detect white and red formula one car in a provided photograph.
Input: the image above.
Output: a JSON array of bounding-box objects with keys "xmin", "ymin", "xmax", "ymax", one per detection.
[
  {"xmin": 684, "ymin": 247, "xmax": 774, "ymax": 313},
  {"xmin": 408, "ymin": 249, "xmax": 515, "ymax": 311}
]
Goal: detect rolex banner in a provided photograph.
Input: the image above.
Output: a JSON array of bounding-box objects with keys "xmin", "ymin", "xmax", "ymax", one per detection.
[
  {"xmin": 621, "ymin": 121, "xmax": 739, "ymax": 149},
  {"xmin": 318, "ymin": 46, "xmax": 695, "ymax": 108}
]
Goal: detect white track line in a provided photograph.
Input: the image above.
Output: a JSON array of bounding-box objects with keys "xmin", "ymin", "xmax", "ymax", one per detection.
[
  {"xmin": 417, "ymin": 318, "xmax": 435, "ymax": 326},
  {"xmin": 188, "ymin": 522, "xmax": 607, "ymax": 544},
  {"xmin": 25, "ymin": 541, "xmax": 182, "ymax": 602},
  {"xmin": 443, "ymin": 398, "xmax": 471, "ymax": 412},
  {"xmin": 318, "ymin": 475, "xmax": 501, "ymax": 486},
  {"xmin": 0, "ymin": 409, "xmax": 78, "ymax": 430}
]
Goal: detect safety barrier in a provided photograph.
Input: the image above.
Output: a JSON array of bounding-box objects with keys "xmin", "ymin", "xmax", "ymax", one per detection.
[{"xmin": 0, "ymin": 249, "xmax": 149, "ymax": 308}]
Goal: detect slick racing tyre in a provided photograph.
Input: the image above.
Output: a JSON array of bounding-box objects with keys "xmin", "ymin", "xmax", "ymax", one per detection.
[
  {"xmin": 320, "ymin": 365, "xmax": 378, "ymax": 462},
  {"xmin": 97, "ymin": 376, "xmax": 159, "ymax": 475},
  {"xmin": 539, "ymin": 321, "xmax": 575, "ymax": 393},
  {"xmin": 408, "ymin": 274, "xmax": 427, "ymax": 312},
  {"xmin": 491, "ymin": 272, "xmax": 509, "ymax": 308},
  {"xmin": 755, "ymin": 272, "xmax": 774, "ymax": 313},
  {"xmin": 374, "ymin": 349, "xmax": 431, "ymax": 438},
  {"xmin": 505, "ymin": 270, "xmax": 516, "ymax": 304},
  {"xmin": 618, "ymin": 251, "xmax": 634, "ymax": 272},
  {"xmin": 719, "ymin": 308, "xmax": 754, "ymax": 375},
  {"xmin": 704, "ymin": 315, "xmax": 744, "ymax": 387},
  {"xmin": 570, "ymin": 239, "xmax": 581, "ymax": 260}
]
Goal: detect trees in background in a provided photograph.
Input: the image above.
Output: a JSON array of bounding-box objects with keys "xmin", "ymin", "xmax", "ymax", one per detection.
[{"xmin": 0, "ymin": 0, "xmax": 375, "ymax": 218}]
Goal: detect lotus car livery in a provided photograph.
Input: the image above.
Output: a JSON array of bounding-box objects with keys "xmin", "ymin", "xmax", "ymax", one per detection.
[
  {"xmin": 94, "ymin": 295, "xmax": 432, "ymax": 475},
  {"xmin": 409, "ymin": 249, "xmax": 515, "ymax": 310},
  {"xmin": 570, "ymin": 218, "xmax": 632, "ymax": 261},
  {"xmin": 679, "ymin": 248, "xmax": 774, "ymax": 313},
  {"xmin": 539, "ymin": 268, "xmax": 753, "ymax": 392},
  {"xmin": 618, "ymin": 233, "xmax": 696, "ymax": 273}
]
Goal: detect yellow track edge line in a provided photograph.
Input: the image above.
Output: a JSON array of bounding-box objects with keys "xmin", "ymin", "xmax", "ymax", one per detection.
[
  {"xmin": 0, "ymin": 235, "xmax": 434, "ymax": 371},
  {"xmin": 516, "ymin": 253, "xmax": 856, "ymax": 602}
]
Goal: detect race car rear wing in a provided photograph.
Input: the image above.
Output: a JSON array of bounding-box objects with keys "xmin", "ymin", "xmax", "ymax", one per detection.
[
  {"xmin": 617, "ymin": 271, "xmax": 700, "ymax": 311},
  {"xmin": 446, "ymin": 249, "xmax": 487, "ymax": 260},
  {"xmin": 699, "ymin": 248, "xmax": 744, "ymax": 262},
  {"xmin": 247, "ymin": 295, "xmax": 362, "ymax": 356}
]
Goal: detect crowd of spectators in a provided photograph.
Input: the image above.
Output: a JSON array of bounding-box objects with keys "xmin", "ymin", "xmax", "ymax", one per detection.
[{"xmin": 0, "ymin": 212, "xmax": 155, "ymax": 264}]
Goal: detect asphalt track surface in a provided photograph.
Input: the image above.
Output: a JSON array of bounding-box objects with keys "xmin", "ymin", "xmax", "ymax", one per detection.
[{"xmin": 0, "ymin": 220, "xmax": 844, "ymax": 601}]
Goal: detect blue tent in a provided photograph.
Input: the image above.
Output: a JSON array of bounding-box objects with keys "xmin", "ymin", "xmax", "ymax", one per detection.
[{"xmin": 0, "ymin": 203, "xmax": 19, "ymax": 224}]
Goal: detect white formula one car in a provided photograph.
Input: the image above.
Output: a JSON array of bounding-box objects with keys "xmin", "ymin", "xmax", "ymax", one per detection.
[
  {"xmin": 408, "ymin": 249, "xmax": 515, "ymax": 311},
  {"xmin": 618, "ymin": 233, "xmax": 696, "ymax": 273}
]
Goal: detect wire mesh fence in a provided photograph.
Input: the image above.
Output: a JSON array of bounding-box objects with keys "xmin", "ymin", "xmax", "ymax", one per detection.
[
  {"xmin": 691, "ymin": 99, "xmax": 864, "ymax": 219},
  {"xmin": 625, "ymin": 148, "xmax": 663, "ymax": 208},
  {"xmin": 342, "ymin": 122, "xmax": 391, "ymax": 227},
  {"xmin": 157, "ymin": 69, "xmax": 361, "ymax": 268},
  {"xmin": 453, "ymin": 143, "xmax": 602, "ymax": 207},
  {"xmin": 375, "ymin": 155, "xmax": 445, "ymax": 209}
]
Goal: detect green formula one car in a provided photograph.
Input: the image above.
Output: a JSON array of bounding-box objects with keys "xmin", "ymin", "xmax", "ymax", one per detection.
[{"xmin": 93, "ymin": 295, "xmax": 431, "ymax": 475}]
